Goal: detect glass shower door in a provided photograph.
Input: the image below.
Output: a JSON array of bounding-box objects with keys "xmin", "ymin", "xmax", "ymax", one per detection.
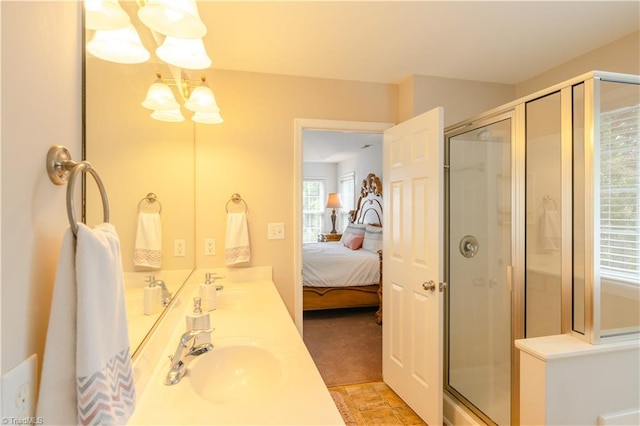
[{"xmin": 446, "ymin": 118, "xmax": 512, "ymax": 425}]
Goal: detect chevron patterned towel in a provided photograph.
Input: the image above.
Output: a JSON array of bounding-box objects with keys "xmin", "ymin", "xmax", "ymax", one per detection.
[
  {"xmin": 133, "ymin": 212, "xmax": 162, "ymax": 269},
  {"xmin": 38, "ymin": 223, "xmax": 135, "ymax": 425}
]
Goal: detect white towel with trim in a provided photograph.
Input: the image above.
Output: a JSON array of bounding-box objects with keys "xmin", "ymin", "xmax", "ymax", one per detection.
[
  {"xmin": 540, "ymin": 210, "xmax": 561, "ymax": 250},
  {"xmin": 225, "ymin": 212, "xmax": 250, "ymax": 265},
  {"xmin": 133, "ymin": 212, "xmax": 162, "ymax": 269},
  {"xmin": 37, "ymin": 223, "xmax": 135, "ymax": 425}
]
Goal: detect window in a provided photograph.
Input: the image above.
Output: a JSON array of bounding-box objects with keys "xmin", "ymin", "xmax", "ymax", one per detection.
[
  {"xmin": 600, "ymin": 104, "xmax": 639, "ymax": 283},
  {"xmin": 302, "ymin": 179, "xmax": 325, "ymax": 243},
  {"xmin": 339, "ymin": 173, "xmax": 356, "ymax": 231}
]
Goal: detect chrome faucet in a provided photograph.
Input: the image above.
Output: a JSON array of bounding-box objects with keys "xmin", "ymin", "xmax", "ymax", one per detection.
[
  {"xmin": 165, "ymin": 329, "xmax": 213, "ymax": 385},
  {"xmin": 154, "ymin": 279, "xmax": 173, "ymax": 307}
]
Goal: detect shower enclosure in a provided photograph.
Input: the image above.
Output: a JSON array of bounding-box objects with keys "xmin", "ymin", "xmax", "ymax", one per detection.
[{"xmin": 443, "ymin": 71, "xmax": 639, "ymax": 425}]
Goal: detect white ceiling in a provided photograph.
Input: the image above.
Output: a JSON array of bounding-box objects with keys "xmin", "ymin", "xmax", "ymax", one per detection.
[
  {"xmin": 192, "ymin": 1, "xmax": 639, "ymax": 85},
  {"xmin": 303, "ymin": 130, "xmax": 383, "ymax": 162}
]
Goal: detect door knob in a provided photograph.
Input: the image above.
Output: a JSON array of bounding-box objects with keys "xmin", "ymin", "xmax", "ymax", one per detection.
[{"xmin": 422, "ymin": 280, "xmax": 436, "ymax": 291}]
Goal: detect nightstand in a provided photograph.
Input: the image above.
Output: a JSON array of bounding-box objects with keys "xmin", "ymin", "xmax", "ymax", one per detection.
[{"xmin": 318, "ymin": 233, "xmax": 342, "ymax": 242}]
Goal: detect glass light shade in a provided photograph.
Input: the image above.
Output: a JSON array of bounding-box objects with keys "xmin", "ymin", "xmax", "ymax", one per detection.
[
  {"xmin": 87, "ymin": 24, "xmax": 150, "ymax": 64},
  {"xmin": 326, "ymin": 193, "xmax": 343, "ymax": 209},
  {"xmin": 85, "ymin": 0, "xmax": 130, "ymax": 30},
  {"xmin": 192, "ymin": 111, "xmax": 224, "ymax": 124},
  {"xmin": 151, "ymin": 108, "xmax": 185, "ymax": 123},
  {"xmin": 142, "ymin": 79, "xmax": 180, "ymax": 111},
  {"xmin": 184, "ymin": 84, "xmax": 219, "ymax": 113},
  {"xmin": 138, "ymin": 0, "xmax": 207, "ymax": 38},
  {"xmin": 156, "ymin": 37, "xmax": 212, "ymax": 70}
]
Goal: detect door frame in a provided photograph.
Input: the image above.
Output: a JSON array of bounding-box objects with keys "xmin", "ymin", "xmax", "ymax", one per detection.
[{"xmin": 293, "ymin": 118, "xmax": 394, "ymax": 334}]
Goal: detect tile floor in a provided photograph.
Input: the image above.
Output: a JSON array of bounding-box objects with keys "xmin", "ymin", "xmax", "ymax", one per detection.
[{"xmin": 329, "ymin": 381, "xmax": 427, "ymax": 425}]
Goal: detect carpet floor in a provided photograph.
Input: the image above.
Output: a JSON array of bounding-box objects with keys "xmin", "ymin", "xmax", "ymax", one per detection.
[{"xmin": 303, "ymin": 307, "xmax": 382, "ymax": 387}]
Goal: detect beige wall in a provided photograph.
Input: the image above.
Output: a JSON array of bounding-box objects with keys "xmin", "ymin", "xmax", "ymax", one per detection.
[
  {"xmin": 399, "ymin": 74, "xmax": 516, "ymax": 127},
  {"xmin": 85, "ymin": 59, "xmax": 196, "ymax": 272},
  {"xmin": 515, "ymin": 30, "xmax": 640, "ymax": 98},
  {"xmin": 1, "ymin": 1, "xmax": 82, "ymax": 374},
  {"xmin": 193, "ymin": 70, "xmax": 397, "ymax": 315}
]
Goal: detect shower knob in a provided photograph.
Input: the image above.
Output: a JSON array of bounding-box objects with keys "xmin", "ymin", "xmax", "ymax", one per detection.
[
  {"xmin": 422, "ymin": 280, "xmax": 436, "ymax": 291},
  {"xmin": 459, "ymin": 235, "xmax": 479, "ymax": 258}
]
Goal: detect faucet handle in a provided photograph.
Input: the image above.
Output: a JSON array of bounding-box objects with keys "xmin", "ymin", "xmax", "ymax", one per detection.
[
  {"xmin": 180, "ymin": 328, "xmax": 213, "ymax": 346},
  {"xmin": 145, "ymin": 275, "xmax": 156, "ymax": 285}
]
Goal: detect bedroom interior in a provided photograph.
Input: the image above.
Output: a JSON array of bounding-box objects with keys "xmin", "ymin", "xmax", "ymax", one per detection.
[{"xmin": 301, "ymin": 129, "xmax": 385, "ymax": 387}]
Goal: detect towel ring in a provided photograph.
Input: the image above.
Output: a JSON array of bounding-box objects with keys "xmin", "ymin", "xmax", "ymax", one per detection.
[
  {"xmin": 138, "ymin": 192, "xmax": 162, "ymax": 214},
  {"xmin": 225, "ymin": 193, "xmax": 248, "ymax": 213},
  {"xmin": 46, "ymin": 145, "xmax": 109, "ymax": 237},
  {"xmin": 543, "ymin": 195, "xmax": 557, "ymax": 211}
]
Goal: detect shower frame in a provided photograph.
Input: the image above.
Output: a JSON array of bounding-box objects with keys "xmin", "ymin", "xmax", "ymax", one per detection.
[{"xmin": 443, "ymin": 70, "xmax": 640, "ymax": 425}]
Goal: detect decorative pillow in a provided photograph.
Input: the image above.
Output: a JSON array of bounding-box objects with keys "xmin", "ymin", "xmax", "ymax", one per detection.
[
  {"xmin": 343, "ymin": 233, "xmax": 364, "ymax": 250},
  {"xmin": 340, "ymin": 223, "xmax": 366, "ymax": 243},
  {"xmin": 362, "ymin": 224, "xmax": 383, "ymax": 253}
]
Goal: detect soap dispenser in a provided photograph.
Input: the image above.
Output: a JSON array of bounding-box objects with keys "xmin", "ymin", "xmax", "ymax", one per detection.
[
  {"xmin": 186, "ymin": 297, "xmax": 211, "ymax": 344},
  {"xmin": 199, "ymin": 273, "xmax": 217, "ymax": 312},
  {"xmin": 143, "ymin": 275, "xmax": 162, "ymax": 315}
]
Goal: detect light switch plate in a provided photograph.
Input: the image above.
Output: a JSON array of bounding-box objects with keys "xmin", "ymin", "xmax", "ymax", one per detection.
[
  {"xmin": 2, "ymin": 354, "xmax": 37, "ymax": 419},
  {"xmin": 267, "ymin": 223, "xmax": 285, "ymax": 240}
]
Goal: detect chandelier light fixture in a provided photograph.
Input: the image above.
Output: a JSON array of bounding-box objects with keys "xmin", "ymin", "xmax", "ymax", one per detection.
[
  {"xmin": 85, "ymin": 0, "xmax": 222, "ymax": 124},
  {"xmin": 142, "ymin": 73, "xmax": 223, "ymax": 124}
]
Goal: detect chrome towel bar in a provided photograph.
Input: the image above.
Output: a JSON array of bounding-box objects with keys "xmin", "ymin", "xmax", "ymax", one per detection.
[{"xmin": 46, "ymin": 145, "xmax": 109, "ymax": 237}]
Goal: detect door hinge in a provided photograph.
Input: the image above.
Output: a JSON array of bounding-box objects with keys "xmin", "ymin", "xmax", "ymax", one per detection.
[{"xmin": 439, "ymin": 282, "xmax": 447, "ymax": 292}]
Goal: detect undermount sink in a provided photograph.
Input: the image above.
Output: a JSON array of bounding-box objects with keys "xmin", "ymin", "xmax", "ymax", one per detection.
[{"xmin": 187, "ymin": 338, "xmax": 285, "ymax": 406}]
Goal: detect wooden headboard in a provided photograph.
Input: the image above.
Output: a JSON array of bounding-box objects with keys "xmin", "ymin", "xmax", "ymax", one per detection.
[{"xmin": 349, "ymin": 173, "xmax": 383, "ymax": 225}]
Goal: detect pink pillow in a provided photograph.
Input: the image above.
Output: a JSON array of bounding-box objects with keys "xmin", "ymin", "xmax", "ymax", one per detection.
[{"xmin": 344, "ymin": 233, "xmax": 364, "ymax": 250}]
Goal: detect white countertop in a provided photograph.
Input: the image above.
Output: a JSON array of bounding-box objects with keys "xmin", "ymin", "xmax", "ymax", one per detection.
[{"xmin": 128, "ymin": 271, "xmax": 343, "ymax": 425}]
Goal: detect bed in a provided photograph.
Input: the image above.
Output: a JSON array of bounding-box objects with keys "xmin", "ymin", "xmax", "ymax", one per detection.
[{"xmin": 303, "ymin": 173, "xmax": 383, "ymax": 324}]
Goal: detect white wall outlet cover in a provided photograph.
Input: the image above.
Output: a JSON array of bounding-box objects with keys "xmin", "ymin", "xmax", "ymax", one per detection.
[
  {"xmin": 267, "ymin": 223, "xmax": 285, "ymax": 240},
  {"xmin": 2, "ymin": 353, "xmax": 37, "ymax": 418}
]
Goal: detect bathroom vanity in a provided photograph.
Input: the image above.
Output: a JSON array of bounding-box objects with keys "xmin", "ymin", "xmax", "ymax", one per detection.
[{"xmin": 128, "ymin": 267, "xmax": 343, "ymax": 425}]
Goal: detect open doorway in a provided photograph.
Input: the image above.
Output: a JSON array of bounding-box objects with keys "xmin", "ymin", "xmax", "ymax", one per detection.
[{"xmin": 293, "ymin": 119, "xmax": 391, "ymax": 388}]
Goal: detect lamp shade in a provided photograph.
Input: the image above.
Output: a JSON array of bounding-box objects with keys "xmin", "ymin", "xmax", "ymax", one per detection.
[
  {"xmin": 326, "ymin": 193, "xmax": 343, "ymax": 209},
  {"xmin": 192, "ymin": 111, "xmax": 224, "ymax": 124},
  {"xmin": 138, "ymin": 0, "xmax": 207, "ymax": 39},
  {"xmin": 142, "ymin": 77, "xmax": 180, "ymax": 111},
  {"xmin": 184, "ymin": 81, "xmax": 219, "ymax": 113},
  {"xmin": 151, "ymin": 108, "xmax": 185, "ymax": 123},
  {"xmin": 85, "ymin": 0, "xmax": 130, "ymax": 30},
  {"xmin": 156, "ymin": 37, "xmax": 212, "ymax": 70},
  {"xmin": 87, "ymin": 24, "xmax": 150, "ymax": 64}
]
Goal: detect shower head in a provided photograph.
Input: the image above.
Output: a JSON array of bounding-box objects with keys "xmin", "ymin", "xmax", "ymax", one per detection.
[{"xmin": 477, "ymin": 128, "xmax": 492, "ymax": 141}]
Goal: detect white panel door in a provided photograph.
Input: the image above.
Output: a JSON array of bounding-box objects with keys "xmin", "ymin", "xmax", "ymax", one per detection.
[{"xmin": 383, "ymin": 107, "xmax": 444, "ymax": 425}]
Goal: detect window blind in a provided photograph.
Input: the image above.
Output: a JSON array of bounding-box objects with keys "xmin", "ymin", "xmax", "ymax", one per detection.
[{"xmin": 600, "ymin": 105, "xmax": 640, "ymax": 282}]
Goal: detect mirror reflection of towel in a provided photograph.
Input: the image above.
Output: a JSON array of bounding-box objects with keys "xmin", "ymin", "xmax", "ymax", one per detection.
[
  {"xmin": 225, "ymin": 212, "xmax": 250, "ymax": 265},
  {"xmin": 540, "ymin": 210, "xmax": 561, "ymax": 250},
  {"xmin": 133, "ymin": 212, "xmax": 162, "ymax": 269}
]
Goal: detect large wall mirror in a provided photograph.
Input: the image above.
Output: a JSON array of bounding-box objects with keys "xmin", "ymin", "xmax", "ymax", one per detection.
[{"xmin": 84, "ymin": 55, "xmax": 196, "ymax": 356}]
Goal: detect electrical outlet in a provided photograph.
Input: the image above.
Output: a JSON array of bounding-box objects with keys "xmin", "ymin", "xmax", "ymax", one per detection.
[
  {"xmin": 267, "ymin": 223, "xmax": 285, "ymax": 240},
  {"xmin": 204, "ymin": 238, "xmax": 215, "ymax": 256},
  {"xmin": 174, "ymin": 239, "xmax": 186, "ymax": 257},
  {"xmin": 2, "ymin": 354, "xmax": 37, "ymax": 419}
]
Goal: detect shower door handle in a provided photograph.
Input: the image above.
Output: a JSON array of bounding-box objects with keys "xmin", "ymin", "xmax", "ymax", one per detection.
[{"xmin": 422, "ymin": 280, "xmax": 436, "ymax": 291}]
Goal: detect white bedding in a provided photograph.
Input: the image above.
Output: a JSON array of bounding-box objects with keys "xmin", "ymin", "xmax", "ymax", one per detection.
[{"xmin": 303, "ymin": 242, "xmax": 380, "ymax": 288}]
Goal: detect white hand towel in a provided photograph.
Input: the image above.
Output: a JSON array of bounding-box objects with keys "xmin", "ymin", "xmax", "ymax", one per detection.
[
  {"xmin": 133, "ymin": 212, "xmax": 162, "ymax": 269},
  {"xmin": 225, "ymin": 212, "xmax": 250, "ymax": 265},
  {"xmin": 540, "ymin": 210, "xmax": 561, "ymax": 250},
  {"xmin": 38, "ymin": 223, "xmax": 135, "ymax": 425}
]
